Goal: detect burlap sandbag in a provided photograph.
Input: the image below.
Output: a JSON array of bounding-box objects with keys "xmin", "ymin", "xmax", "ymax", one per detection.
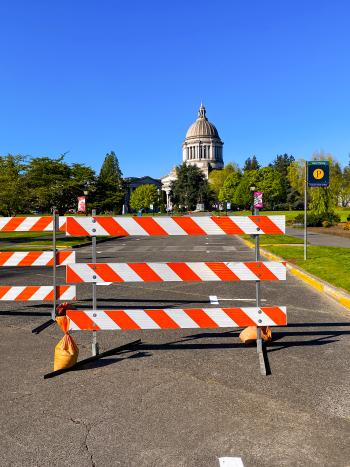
[
  {"xmin": 239, "ymin": 326, "xmax": 272, "ymax": 344},
  {"xmin": 54, "ymin": 316, "xmax": 79, "ymax": 371}
]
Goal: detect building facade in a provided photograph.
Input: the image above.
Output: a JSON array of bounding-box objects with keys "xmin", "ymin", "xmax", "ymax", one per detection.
[{"xmin": 161, "ymin": 104, "xmax": 224, "ymax": 209}]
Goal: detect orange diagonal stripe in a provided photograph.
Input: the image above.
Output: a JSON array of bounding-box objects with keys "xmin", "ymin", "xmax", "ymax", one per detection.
[
  {"xmin": 211, "ymin": 216, "xmax": 245, "ymax": 234},
  {"xmin": 172, "ymin": 217, "xmax": 207, "ymax": 235},
  {"xmin": 223, "ymin": 308, "xmax": 257, "ymax": 326},
  {"xmin": 250, "ymin": 216, "xmax": 284, "ymax": 234},
  {"xmin": 128, "ymin": 263, "xmax": 163, "ymax": 282},
  {"xmin": 205, "ymin": 262, "xmax": 240, "ymax": 280}
]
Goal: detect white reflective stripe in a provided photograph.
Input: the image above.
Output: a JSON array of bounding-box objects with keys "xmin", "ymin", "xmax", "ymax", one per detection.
[
  {"xmin": 187, "ymin": 262, "xmax": 220, "ymax": 281},
  {"xmin": 265, "ymin": 262, "xmax": 286, "ymax": 280},
  {"xmin": 32, "ymin": 252, "xmax": 52, "ymax": 266},
  {"xmin": 3, "ymin": 252, "xmax": 27, "ymax": 266},
  {"xmin": 58, "ymin": 252, "xmax": 76, "ymax": 265},
  {"xmin": 75, "ymin": 218, "xmax": 109, "ymax": 236},
  {"xmin": 227, "ymin": 263, "xmax": 257, "ymax": 281},
  {"xmin": 13, "ymin": 217, "xmax": 39, "ymax": 231},
  {"xmin": 148, "ymin": 263, "xmax": 182, "ymax": 281},
  {"xmin": 111, "ymin": 264, "xmax": 143, "ymax": 281},
  {"xmin": 59, "ymin": 286, "xmax": 76, "ymax": 300},
  {"xmin": 43, "ymin": 221, "xmax": 54, "ymax": 231},
  {"xmin": 268, "ymin": 215, "xmax": 285, "ymax": 233},
  {"xmin": 165, "ymin": 309, "xmax": 200, "ymax": 328},
  {"xmin": 193, "ymin": 217, "xmax": 226, "ymax": 234},
  {"xmin": 58, "ymin": 217, "xmax": 66, "ymax": 229},
  {"xmin": 69, "ymin": 320, "xmax": 80, "ymax": 330},
  {"xmin": 115, "ymin": 218, "xmax": 149, "ymax": 235},
  {"xmin": 85, "ymin": 311, "xmax": 121, "ymax": 329},
  {"xmin": 156, "ymin": 218, "xmax": 188, "ymax": 235},
  {"xmin": 242, "ymin": 307, "xmax": 276, "ymax": 326},
  {"xmin": 204, "ymin": 308, "xmax": 239, "ymax": 327},
  {"xmin": 0, "ymin": 219, "xmax": 9, "ymax": 230},
  {"xmin": 233, "ymin": 217, "xmax": 260, "ymax": 234},
  {"xmin": 31, "ymin": 286, "xmax": 53, "ymax": 300},
  {"xmin": 2, "ymin": 286, "xmax": 26, "ymax": 300},
  {"xmin": 125, "ymin": 310, "xmax": 160, "ymax": 329}
]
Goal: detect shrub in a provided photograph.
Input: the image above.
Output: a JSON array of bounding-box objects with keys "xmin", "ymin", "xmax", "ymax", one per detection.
[
  {"xmin": 293, "ymin": 212, "xmax": 340, "ymax": 227},
  {"xmin": 322, "ymin": 220, "xmax": 332, "ymax": 228},
  {"xmin": 344, "ymin": 222, "xmax": 350, "ymax": 231},
  {"xmin": 347, "ymin": 215, "xmax": 350, "ymax": 222}
]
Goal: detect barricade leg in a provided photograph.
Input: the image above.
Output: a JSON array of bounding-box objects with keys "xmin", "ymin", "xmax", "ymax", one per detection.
[
  {"xmin": 254, "ymin": 217, "xmax": 269, "ymax": 376},
  {"xmin": 91, "ymin": 209, "xmax": 99, "ymax": 356}
]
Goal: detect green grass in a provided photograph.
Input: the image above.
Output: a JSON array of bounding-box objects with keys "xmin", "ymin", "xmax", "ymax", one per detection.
[
  {"xmin": 0, "ymin": 231, "xmax": 56, "ymax": 240},
  {"xmin": 264, "ymin": 245, "xmax": 350, "ymax": 293},
  {"xmin": 240, "ymin": 234, "xmax": 303, "ymax": 245},
  {"xmin": 0, "ymin": 236, "xmax": 91, "ymax": 251}
]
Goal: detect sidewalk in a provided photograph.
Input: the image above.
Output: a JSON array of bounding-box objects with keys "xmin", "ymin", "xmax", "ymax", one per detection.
[{"xmin": 286, "ymin": 227, "xmax": 350, "ymax": 248}]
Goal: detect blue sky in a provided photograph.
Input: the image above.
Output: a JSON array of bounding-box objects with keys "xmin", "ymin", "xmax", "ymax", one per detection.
[{"xmin": 1, "ymin": 0, "xmax": 349, "ymax": 178}]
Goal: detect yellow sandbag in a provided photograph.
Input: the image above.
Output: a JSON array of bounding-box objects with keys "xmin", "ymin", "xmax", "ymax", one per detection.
[
  {"xmin": 239, "ymin": 326, "xmax": 272, "ymax": 344},
  {"xmin": 54, "ymin": 316, "xmax": 79, "ymax": 371}
]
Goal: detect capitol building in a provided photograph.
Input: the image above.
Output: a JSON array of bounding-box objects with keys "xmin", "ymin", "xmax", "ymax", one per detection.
[{"xmin": 161, "ymin": 103, "xmax": 224, "ymax": 209}]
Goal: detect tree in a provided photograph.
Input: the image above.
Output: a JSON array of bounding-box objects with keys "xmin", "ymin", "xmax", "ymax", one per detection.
[
  {"xmin": 25, "ymin": 156, "xmax": 72, "ymax": 214},
  {"xmin": 95, "ymin": 151, "xmax": 125, "ymax": 213},
  {"xmin": 269, "ymin": 154, "xmax": 295, "ymax": 178},
  {"xmin": 0, "ymin": 154, "xmax": 28, "ymax": 215},
  {"xmin": 218, "ymin": 171, "xmax": 242, "ymax": 203},
  {"xmin": 232, "ymin": 170, "xmax": 260, "ymax": 208},
  {"xmin": 256, "ymin": 167, "xmax": 285, "ymax": 209},
  {"xmin": 130, "ymin": 184, "xmax": 158, "ymax": 211},
  {"xmin": 170, "ymin": 163, "xmax": 213, "ymax": 210},
  {"xmin": 208, "ymin": 163, "xmax": 240, "ymax": 199},
  {"xmin": 243, "ymin": 155, "xmax": 260, "ymax": 171}
]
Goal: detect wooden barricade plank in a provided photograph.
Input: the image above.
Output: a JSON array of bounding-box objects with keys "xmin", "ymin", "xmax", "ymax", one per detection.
[
  {"xmin": 66, "ymin": 307, "xmax": 287, "ymax": 330},
  {"xmin": 0, "ymin": 251, "xmax": 75, "ymax": 267},
  {"xmin": 66, "ymin": 261, "xmax": 287, "ymax": 283},
  {"xmin": 65, "ymin": 215, "xmax": 285, "ymax": 236}
]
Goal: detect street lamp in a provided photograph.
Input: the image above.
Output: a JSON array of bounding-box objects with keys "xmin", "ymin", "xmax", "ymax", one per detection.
[{"xmin": 250, "ymin": 186, "xmax": 256, "ymax": 215}]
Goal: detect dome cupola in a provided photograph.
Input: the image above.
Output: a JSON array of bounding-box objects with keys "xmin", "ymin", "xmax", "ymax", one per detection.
[{"xmin": 182, "ymin": 103, "xmax": 224, "ymax": 177}]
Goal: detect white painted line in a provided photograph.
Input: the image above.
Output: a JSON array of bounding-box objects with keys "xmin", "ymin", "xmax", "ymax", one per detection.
[
  {"xmin": 219, "ymin": 457, "xmax": 244, "ymax": 467},
  {"xmin": 209, "ymin": 295, "xmax": 219, "ymax": 304},
  {"xmin": 209, "ymin": 296, "xmax": 267, "ymax": 304},
  {"xmin": 96, "ymin": 282, "xmax": 112, "ymax": 286}
]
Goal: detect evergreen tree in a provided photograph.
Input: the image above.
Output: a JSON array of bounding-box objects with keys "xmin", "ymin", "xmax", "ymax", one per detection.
[
  {"xmin": 243, "ymin": 155, "xmax": 260, "ymax": 171},
  {"xmin": 170, "ymin": 163, "xmax": 213, "ymax": 210},
  {"xmin": 95, "ymin": 151, "xmax": 125, "ymax": 214}
]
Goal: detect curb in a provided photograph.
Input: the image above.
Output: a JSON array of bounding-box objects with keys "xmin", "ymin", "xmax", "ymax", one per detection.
[{"xmin": 241, "ymin": 238, "xmax": 350, "ymax": 311}]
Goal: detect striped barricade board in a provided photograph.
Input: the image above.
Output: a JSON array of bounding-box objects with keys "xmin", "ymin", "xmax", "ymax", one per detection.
[
  {"xmin": 0, "ymin": 251, "xmax": 76, "ymax": 267},
  {"xmin": 65, "ymin": 215, "xmax": 285, "ymax": 236},
  {"xmin": 0, "ymin": 286, "xmax": 76, "ymax": 301},
  {"xmin": 66, "ymin": 307, "xmax": 287, "ymax": 331},
  {"xmin": 0, "ymin": 216, "xmax": 68, "ymax": 232},
  {"xmin": 66, "ymin": 261, "xmax": 287, "ymax": 283}
]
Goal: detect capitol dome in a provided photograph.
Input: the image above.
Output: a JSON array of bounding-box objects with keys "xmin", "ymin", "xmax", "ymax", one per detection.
[
  {"xmin": 186, "ymin": 104, "xmax": 220, "ymax": 139},
  {"xmin": 182, "ymin": 103, "xmax": 224, "ymax": 177}
]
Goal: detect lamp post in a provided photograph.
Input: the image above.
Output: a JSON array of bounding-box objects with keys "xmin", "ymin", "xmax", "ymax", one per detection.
[
  {"xmin": 250, "ymin": 186, "xmax": 256, "ymax": 215},
  {"xmin": 83, "ymin": 190, "xmax": 88, "ymax": 215}
]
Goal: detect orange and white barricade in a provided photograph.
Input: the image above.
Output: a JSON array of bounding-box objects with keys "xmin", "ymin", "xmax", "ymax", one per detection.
[
  {"xmin": 63, "ymin": 215, "xmax": 287, "ymax": 375},
  {"xmin": 0, "ymin": 214, "xmax": 77, "ymax": 329}
]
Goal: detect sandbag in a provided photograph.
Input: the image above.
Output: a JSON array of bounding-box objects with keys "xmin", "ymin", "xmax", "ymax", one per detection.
[
  {"xmin": 54, "ymin": 316, "xmax": 79, "ymax": 371},
  {"xmin": 239, "ymin": 326, "xmax": 272, "ymax": 344}
]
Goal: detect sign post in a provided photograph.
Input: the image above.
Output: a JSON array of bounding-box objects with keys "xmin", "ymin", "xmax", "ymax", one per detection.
[{"xmin": 305, "ymin": 160, "xmax": 330, "ymax": 260}]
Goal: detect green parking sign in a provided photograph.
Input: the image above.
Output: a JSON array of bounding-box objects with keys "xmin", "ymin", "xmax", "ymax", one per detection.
[{"xmin": 307, "ymin": 161, "xmax": 330, "ymax": 187}]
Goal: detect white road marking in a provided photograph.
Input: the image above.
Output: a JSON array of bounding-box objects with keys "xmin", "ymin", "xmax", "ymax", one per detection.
[
  {"xmin": 96, "ymin": 282, "xmax": 112, "ymax": 286},
  {"xmin": 209, "ymin": 295, "xmax": 267, "ymax": 304},
  {"xmin": 219, "ymin": 457, "xmax": 244, "ymax": 467}
]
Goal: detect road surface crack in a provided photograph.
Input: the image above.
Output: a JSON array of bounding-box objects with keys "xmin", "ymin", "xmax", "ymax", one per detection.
[{"xmin": 70, "ymin": 417, "xmax": 96, "ymax": 466}]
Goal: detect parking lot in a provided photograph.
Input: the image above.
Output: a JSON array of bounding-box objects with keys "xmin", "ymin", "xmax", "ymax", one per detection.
[{"xmin": 1, "ymin": 234, "xmax": 350, "ymax": 466}]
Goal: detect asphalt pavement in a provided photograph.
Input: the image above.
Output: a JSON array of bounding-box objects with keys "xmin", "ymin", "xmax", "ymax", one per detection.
[
  {"xmin": 286, "ymin": 227, "xmax": 350, "ymax": 247},
  {"xmin": 0, "ymin": 234, "xmax": 349, "ymax": 466}
]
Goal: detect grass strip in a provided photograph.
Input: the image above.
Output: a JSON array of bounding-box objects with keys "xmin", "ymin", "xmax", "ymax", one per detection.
[
  {"xmin": 240, "ymin": 234, "xmax": 303, "ymax": 245},
  {"xmin": 264, "ymin": 245, "xmax": 350, "ymax": 293}
]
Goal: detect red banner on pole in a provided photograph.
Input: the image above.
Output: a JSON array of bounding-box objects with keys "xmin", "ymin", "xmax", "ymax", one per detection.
[{"xmin": 77, "ymin": 196, "xmax": 86, "ymax": 213}]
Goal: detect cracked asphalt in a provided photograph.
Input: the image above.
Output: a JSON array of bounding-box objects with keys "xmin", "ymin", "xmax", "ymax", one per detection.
[{"xmin": 1, "ymin": 235, "xmax": 349, "ymax": 466}]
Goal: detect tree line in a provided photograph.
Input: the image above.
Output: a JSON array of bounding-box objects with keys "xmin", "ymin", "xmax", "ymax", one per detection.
[
  {"xmin": 0, "ymin": 152, "xmax": 125, "ymax": 215},
  {"xmin": 1, "ymin": 150, "xmax": 349, "ymax": 217},
  {"xmin": 168, "ymin": 153, "xmax": 350, "ymax": 217}
]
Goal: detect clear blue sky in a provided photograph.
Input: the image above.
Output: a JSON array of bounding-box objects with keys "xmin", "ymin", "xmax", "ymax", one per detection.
[{"xmin": 1, "ymin": 0, "xmax": 349, "ymax": 178}]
